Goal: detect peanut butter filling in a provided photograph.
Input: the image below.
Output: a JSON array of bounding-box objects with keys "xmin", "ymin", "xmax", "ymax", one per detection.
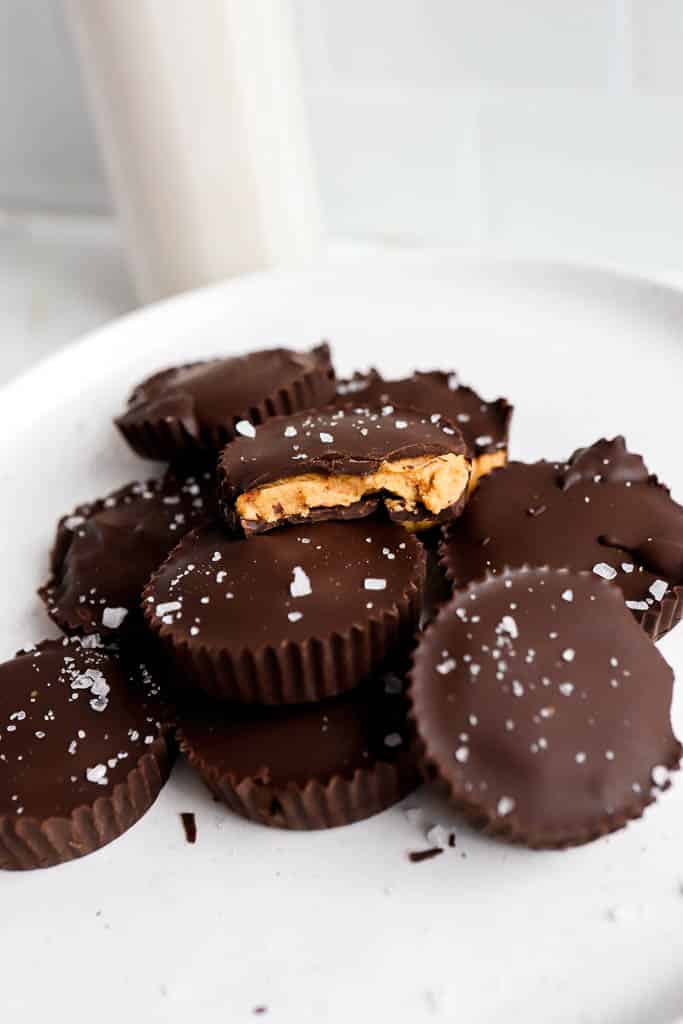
[
  {"xmin": 469, "ymin": 449, "xmax": 507, "ymax": 492},
  {"xmin": 236, "ymin": 454, "xmax": 471, "ymax": 525}
]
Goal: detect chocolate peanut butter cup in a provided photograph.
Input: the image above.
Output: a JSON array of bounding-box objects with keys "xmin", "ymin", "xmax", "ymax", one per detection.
[
  {"xmin": 218, "ymin": 405, "xmax": 471, "ymax": 535},
  {"xmin": 337, "ymin": 369, "xmax": 512, "ymax": 490},
  {"xmin": 176, "ymin": 673, "xmax": 419, "ymax": 830},
  {"xmin": 410, "ymin": 568, "xmax": 681, "ymax": 849},
  {"xmin": 0, "ymin": 636, "xmax": 172, "ymax": 870},
  {"xmin": 142, "ymin": 519, "xmax": 426, "ymax": 704},
  {"xmin": 116, "ymin": 343, "xmax": 336, "ymax": 461},
  {"xmin": 39, "ymin": 468, "xmax": 215, "ymax": 636},
  {"xmin": 441, "ymin": 438, "xmax": 683, "ymax": 640}
]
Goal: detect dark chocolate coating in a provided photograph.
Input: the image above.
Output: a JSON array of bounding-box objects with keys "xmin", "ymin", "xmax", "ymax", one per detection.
[
  {"xmin": 39, "ymin": 468, "xmax": 215, "ymax": 636},
  {"xmin": 177, "ymin": 674, "xmax": 420, "ymax": 829},
  {"xmin": 441, "ymin": 438, "xmax": 683, "ymax": 640},
  {"xmin": 145, "ymin": 519, "xmax": 423, "ymax": 652},
  {"xmin": 178, "ymin": 676, "xmax": 414, "ymax": 789},
  {"xmin": 143, "ymin": 519, "xmax": 426, "ymax": 703},
  {"xmin": 239, "ymin": 498, "xmax": 380, "ymax": 537},
  {"xmin": 115, "ymin": 344, "xmax": 336, "ymax": 460},
  {"xmin": 0, "ymin": 637, "xmax": 169, "ymax": 823},
  {"xmin": 410, "ymin": 568, "xmax": 681, "ymax": 848},
  {"xmin": 337, "ymin": 369, "xmax": 512, "ymax": 455},
  {"xmin": 218, "ymin": 404, "xmax": 469, "ymax": 531}
]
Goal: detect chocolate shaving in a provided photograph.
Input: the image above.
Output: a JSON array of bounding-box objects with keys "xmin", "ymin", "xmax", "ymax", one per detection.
[
  {"xmin": 180, "ymin": 812, "xmax": 197, "ymax": 844},
  {"xmin": 408, "ymin": 847, "xmax": 444, "ymax": 863}
]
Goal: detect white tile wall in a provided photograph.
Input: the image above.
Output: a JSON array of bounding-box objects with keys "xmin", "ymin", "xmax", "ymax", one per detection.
[
  {"xmin": 316, "ymin": 0, "xmax": 612, "ymax": 89},
  {"xmin": 479, "ymin": 94, "xmax": 683, "ymax": 265},
  {"xmin": 631, "ymin": 0, "xmax": 683, "ymax": 95},
  {"xmin": 0, "ymin": 0, "xmax": 106, "ymax": 211},
  {"xmin": 306, "ymin": 88, "xmax": 482, "ymax": 246},
  {"xmin": 3, "ymin": 0, "xmax": 683, "ymax": 268}
]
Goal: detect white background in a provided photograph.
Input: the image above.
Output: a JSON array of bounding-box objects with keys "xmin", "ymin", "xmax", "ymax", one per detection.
[
  {"xmin": 3, "ymin": 1, "xmax": 683, "ymax": 269},
  {"xmin": 3, "ymin": 1, "xmax": 683, "ymax": 383}
]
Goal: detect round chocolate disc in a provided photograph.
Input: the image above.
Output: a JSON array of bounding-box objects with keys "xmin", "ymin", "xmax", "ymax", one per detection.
[
  {"xmin": 39, "ymin": 468, "xmax": 215, "ymax": 636},
  {"xmin": 143, "ymin": 518, "xmax": 426, "ymax": 704},
  {"xmin": 0, "ymin": 636, "xmax": 172, "ymax": 870},
  {"xmin": 176, "ymin": 672, "xmax": 419, "ymax": 829},
  {"xmin": 442, "ymin": 438, "xmax": 683, "ymax": 640},
  {"xmin": 115, "ymin": 344, "xmax": 336, "ymax": 460},
  {"xmin": 410, "ymin": 567, "xmax": 681, "ymax": 848}
]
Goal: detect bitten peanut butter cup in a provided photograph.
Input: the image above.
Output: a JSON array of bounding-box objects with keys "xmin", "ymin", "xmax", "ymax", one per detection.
[
  {"xmin": 0, "ymin": 636, "xmax": 172, "ymax": 870},
  {"xmin": 142, "ymin": 519, "xmax": 426, "ymax": 704},
  {"xmin": 39, "ymin": 468, "xmax": 215, "ymax": 637},
  {"xmin": 338, "ymin": 369, "xmax": 512, "ymax": 490},
  {"xmin": 410, "ymin": 568, "xmax": 681, "ymax": 849},
  {"xmin": 218, "ymin": 405, "xmax": 471, "ymax": 535},
  {"xmin": 176, "ymin": 672, "xmax": 420, "ymax": 830},
  {"xmin": 115, "ymin": 343, "xmax": 336, "ymax": 461},
  {"xmin": 441, "ymin": 438, "xmax": 683, "ymax": 640}
]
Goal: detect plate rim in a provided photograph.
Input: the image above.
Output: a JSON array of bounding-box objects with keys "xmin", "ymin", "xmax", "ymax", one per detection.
[{"xmin": 2, "ymin": 256, "xmax": 682, "ymax": 416}]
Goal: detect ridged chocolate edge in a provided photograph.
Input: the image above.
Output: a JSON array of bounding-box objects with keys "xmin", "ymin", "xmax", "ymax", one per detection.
[
  {"xmin": 141, "ymin": 535, "xmax": 427, "ymax": 705},
  {"xmin": 640, "ymin": 584, "xmax": 683, "ymax": 641},
  {"xmin": 115, "ymin": 344, "xmax": 337, "ymax": 461},
  {"xmin": 408, "ymin": 565, "xmax": 682, "ymax": 849},
  {"xmin": 178, "ymin": 734, "xmax": 419, "ymax": 830},
  {"xmin": 0, "ymin": 736, "xmax": 172, "ymax": 871}
]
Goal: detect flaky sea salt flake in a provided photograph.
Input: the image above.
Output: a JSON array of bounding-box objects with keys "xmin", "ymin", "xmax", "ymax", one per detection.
[
  {"xmin": 497, "ymin": 796, "xmax": 515, "ymax": 817},
  {"xmin": 593, "ymin": 562, "xmax": 617, "ymax": 580},
  {"xmin": 235, "ymin": 420, "xmax": 256, "ymax": 439},
  {"xmin": 102, "ymin": 607, "xmax": 128, "ymax": 629},
  {"xmin": 290, "ymin": 566, "xmax": 312, "ymax": 598}
]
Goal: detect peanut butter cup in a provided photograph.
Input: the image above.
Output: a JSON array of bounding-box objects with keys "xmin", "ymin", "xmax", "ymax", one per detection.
[
  {"xmin": 338, "ymin": 369, "xmax": 512, "ymax": 489},
  {"xmin": 39, "ymin": 468, "xmax": 215, "ymax": 636},
  {"xmin": 441, "ymin": 438, "xmax": 683, "ymax": 639},
  {"xmin": 116, "ymin": 343, "xmax": 336, "ymax": 461},
  {"xmin": 143, "ymin": 519, "xmax": 426, "ymax": 704},
  {"xmin": 176, "ymin": 672, "xmax": 419, "ymax": 830},
  {"xmin": 410, "ymin": 568, "xmax": 681, "ymax": 849},
  {"xmin": 0, "ymin": 636, "xmax": 172, "ymax": 870},
  {"xmin": 219, "ymin": 405, "xmax": 471, "ymax": 535}
]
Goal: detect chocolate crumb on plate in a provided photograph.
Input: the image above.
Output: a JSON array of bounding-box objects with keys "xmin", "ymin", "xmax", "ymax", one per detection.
[
  {"xmin": 410, "ymin": 566, "xmax": 681, "ymax": 849},
  {"xmin": 180, "ymin": 812, "xmax": 197, "ymax": 844},
  {"xmin": 409, "ymin": 848, "xmax": 444, "ymax": 863},
  {"xmin": 219, "ymin": 404, "xmax": 471, "ymax": 535}
]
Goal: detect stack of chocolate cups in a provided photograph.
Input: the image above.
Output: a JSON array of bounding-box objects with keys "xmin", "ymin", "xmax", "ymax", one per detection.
[
  {"xmin": 138, "ymin": 375, "xmax": 477, "ymax": 830},
  {"xmin": 27, "ymin": 340, "xmax": 502, "ymax": 856}
]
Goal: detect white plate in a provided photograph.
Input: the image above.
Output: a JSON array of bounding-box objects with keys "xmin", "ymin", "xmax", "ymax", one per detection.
[{"xmin": 1, "ymin": 259, "xmax": 682, "ymax": 1024}]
